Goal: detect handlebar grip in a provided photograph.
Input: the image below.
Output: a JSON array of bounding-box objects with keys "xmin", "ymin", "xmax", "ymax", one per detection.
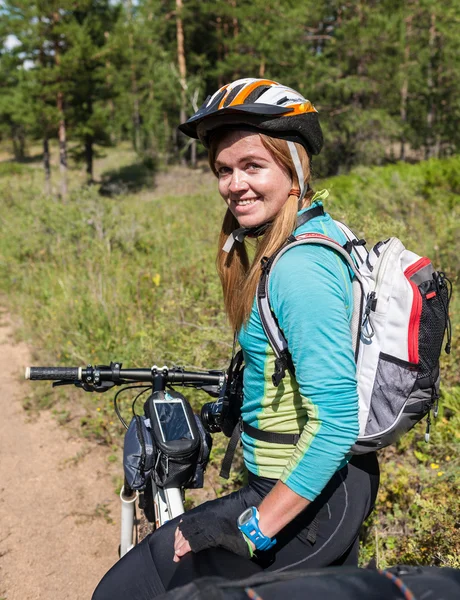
[{"xmin": 25, "ymin": 367, "xmax": 82, "ymax": 381}]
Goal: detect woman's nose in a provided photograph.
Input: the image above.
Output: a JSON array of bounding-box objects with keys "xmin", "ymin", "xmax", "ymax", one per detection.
[{"xmin": 228, "ymin": 170, "xmax": 249, "ymax": 193}]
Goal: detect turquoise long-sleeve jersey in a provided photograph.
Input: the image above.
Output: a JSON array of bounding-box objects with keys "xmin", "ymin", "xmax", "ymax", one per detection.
[{"xmin": 238, "ymin": 193, "xmax": 359, "ymax": 501}]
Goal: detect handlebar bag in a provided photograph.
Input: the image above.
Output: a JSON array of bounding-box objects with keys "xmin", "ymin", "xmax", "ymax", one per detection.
[
  {"xmin": 146, "ymin": 390, "xmax": 201, "ymax": 488},
  {"xmin": 123, "ymin": 414, "xmax": 156, "ymax": 490}
]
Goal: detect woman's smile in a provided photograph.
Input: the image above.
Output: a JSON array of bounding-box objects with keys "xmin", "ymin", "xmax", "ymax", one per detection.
[{"xmin": 215, "ymin": 131, "xmax": 292, "ymax": 228}]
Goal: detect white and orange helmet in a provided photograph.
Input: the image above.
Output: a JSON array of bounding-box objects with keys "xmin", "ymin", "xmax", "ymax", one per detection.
[{"xmin": 178, "ymin": 78, "xmax": 323, "ymax": 157}]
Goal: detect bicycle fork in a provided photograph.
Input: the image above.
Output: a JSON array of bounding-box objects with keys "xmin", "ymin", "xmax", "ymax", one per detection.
[{"xmin": 119, "ymin": 479, "xmax": 185, "ymax": 558}]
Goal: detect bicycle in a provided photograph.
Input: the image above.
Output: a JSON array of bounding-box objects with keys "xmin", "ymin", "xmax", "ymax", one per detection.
[{"xmin": 25, "ymin": 361, "xmax": 226, "ymax": 557}]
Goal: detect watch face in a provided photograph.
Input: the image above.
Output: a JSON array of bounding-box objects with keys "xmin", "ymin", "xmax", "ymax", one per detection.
[{"xmin": 238, "ymin": 507, "xmax": 253, "ymax": 526}]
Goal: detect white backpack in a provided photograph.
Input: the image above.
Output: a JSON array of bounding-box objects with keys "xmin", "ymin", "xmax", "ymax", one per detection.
[{"xmin": 257, "ymin": 219, "xmax": 452, "ymax": 453}]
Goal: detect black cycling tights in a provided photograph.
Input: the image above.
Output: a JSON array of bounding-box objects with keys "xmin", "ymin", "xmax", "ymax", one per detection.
[{"xmin": 92, "ymin": 454, "xmax": 379, "ymax": 600}]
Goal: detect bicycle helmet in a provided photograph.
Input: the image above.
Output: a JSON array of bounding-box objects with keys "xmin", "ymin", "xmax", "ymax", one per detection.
[
  {"xmin": 179, "ymin": 78, "xmax": 323, "ymax": 251},
  {"xmin": 178, "ymin": 78, "xmax": 323, "ymax": 157}
]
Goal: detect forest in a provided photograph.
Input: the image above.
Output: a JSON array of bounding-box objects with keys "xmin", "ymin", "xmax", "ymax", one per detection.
[
  {"xmin": 1, "ymin": 0, "xmax": 460, "ymax": 189},
  {"xmin": 0, "ymin": 0, "xmax": 459, "ymax": 572}
]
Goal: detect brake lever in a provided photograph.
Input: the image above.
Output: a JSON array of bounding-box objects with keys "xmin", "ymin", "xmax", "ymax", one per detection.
[
  {"xmin": 52, "ymin": 380, "xmax": 79, "ymax": 388},
  {"xmin": 78, "ymin": 380, "xmax": 116, "ymax": 393},
  {"xmin": 200, "ymin": 385, "xmax": 221, "ymax": 398}
]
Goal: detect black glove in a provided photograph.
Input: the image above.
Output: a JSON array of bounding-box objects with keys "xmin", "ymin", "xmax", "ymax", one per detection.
[{"xmin": 178, "ymin": 511, "xmax": 251, "ymax": 559}]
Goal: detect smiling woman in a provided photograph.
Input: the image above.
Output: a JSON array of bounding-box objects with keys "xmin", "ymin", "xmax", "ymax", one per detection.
[
  {"xmin": 213, "ymin": 131, "xmax": 292, "ymax": 228},
  {"xmin": 92, "ymin": 78, "xmax": 379, "ymax": 600},
  {"xmin": 210, "ymin": 130, "xmax": 312, "ymax": 330}
]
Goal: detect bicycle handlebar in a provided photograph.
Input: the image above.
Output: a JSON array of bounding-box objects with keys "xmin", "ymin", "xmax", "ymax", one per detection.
[{"xmin": 25, "ymin": 363, "xmax": 225, "ymax": 389}]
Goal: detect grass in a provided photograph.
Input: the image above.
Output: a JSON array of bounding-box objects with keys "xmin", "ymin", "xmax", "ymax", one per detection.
[{"xmin": 0, "ymin": 143, "xmax": 459, "ymax": 567}]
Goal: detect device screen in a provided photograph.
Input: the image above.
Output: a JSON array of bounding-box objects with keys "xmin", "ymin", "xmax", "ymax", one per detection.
[{"xmin": 154, "ymin": 400, "xmax": 194, "ymax": 443}]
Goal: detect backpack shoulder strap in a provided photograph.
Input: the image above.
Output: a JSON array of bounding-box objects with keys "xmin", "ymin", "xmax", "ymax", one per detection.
[
  {"xmin": 257, "ymin": 233, "xmax": 364, "ymax": 386},
  {"xmin": 334, "ymin": 220, "xmax": 369, "ymax": 266}
]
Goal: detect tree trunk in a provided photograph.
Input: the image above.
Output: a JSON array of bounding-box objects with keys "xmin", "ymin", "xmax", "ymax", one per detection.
[
  {"xmin": 425, "ymin": 12, "xmax": 436, "ymax": 160},
  {"xmin": 10, "ymin": 124, "xmax": 23, "ymax": 160},
  {"xmin": 399, "ymin": 14, "xmax": 412, "ymax": 162},
  {"xmin": 53, "ymin": 13, "xmax": 67, "ymax": 198},
  {"xmin": 39, "ymin": 31, "xmax": 52, "ymax": 186},
  {"xmin": 259, "ymin": 59, "xmax": 266, "ymax": 78},
  {"xmin": 56, "ymin": 90, "xmax": 68, "ymax": 199},
  {"xmin": 217, "ymin": 17, "xmax": 223, "ymax": 88},
  {"xmin": 11, "ymin": 124, "xmax": 26, "ymax": 161},
  {"xmin": 190, "ymin": 140, "xmax": 197, "ymax": 167},
  {"xmin": 85, "ymin": 134, "xmax": 93, "ymax": 183},
  {"xmin": 176, "ymin": 0, "xmax": 187, "ymax": 165},
  {"xmin": 352, "ymin": 2, "xmax": 365, "ymax": 109},
  {"xmin": 125, "ymin": 1, "xmax": 142, "ymax": 152},
  {"xmin": 163, "ymin": 111, "xmax": 171, "ymax": 164},
  {"xmin": 53, "ymin": 12, "xmax": 68, "ymax": 200},
  {"xmin": 131, "ymin": 67, "xmax": 142, "ymax": 152},
  {"xmin": 104, "ymin": 33, "xmax": 116, "ymax": 145},
  {"xmin": 230, "ymin": 0, "xmax": 239, "ymax": 37},
  {"xmin": 43, "ymin": 137, "xmax": 51, "ymax": 195}
]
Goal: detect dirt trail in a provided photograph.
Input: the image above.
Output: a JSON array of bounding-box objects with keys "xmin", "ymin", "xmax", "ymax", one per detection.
[{"xmin": 0, "ymin": 314, "xmax": 119, "ymax": 600}]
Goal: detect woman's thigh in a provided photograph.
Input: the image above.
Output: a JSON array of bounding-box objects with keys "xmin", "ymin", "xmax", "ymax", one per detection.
[
  {"xmin": 92, "ymin": 455, "xmax": 379, "ymax": 598},
  {"xmin": 91, "ymin": 483, "xmax": 262, "ymax": 600}
]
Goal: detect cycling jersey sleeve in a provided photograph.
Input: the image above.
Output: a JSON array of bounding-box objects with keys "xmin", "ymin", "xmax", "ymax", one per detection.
[{"xmin": 269, "ymin": 243, "xmax": 359, "ymax": 501}]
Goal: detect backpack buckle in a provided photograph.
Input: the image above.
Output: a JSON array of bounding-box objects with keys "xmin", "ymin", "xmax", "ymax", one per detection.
[{"xmin": 272, "ymin": 357, "xmax": 287, "ymax": 387}]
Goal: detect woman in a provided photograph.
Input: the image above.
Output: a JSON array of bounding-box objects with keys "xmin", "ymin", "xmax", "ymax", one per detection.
[{"xmin": 93, "ymin": 78, "xmax": 379, "ymax": 599}]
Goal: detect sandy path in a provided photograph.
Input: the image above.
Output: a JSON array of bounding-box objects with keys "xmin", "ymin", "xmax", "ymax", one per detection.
[{"xmin": 0, "ymin": 314, "xmax": 120, "ymax": 599}]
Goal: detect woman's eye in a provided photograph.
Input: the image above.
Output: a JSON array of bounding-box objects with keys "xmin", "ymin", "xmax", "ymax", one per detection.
[
  {"xmin": 217, "ymin": 166, "xmax": 231, "ymax": 176},
  {"xmin": 247, "ymin": 163, "xmax": 261, "ymax": 171}
]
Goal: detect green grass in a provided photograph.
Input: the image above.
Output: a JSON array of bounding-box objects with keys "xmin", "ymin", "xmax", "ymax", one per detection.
[{"xmin": 0, "ymin": 147, "xmax": 459, "ymax": 567}]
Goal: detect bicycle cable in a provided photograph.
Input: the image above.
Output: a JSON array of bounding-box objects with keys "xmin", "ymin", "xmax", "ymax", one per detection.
[
  {"xmin": 131, "ymin": 387, "xmax": 152, "ymax": 416},
  {"xmin": 114, "ymin": 385, "xmax": 151, "ymax": 430}
]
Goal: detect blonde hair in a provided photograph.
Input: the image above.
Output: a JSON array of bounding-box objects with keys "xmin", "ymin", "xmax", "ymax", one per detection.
[{"xmin": 210, "ymin": 131, "xmax": 313, "ymax": 331}]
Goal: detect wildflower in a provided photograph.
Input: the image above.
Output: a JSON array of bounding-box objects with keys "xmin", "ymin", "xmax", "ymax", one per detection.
[
  {"xmin": 437, "ymin": 472, "xmax": 444, "ymax": 477},
  {"xmin": 430, "ymin": 463, "xmax": 439, "ymax": 469}
]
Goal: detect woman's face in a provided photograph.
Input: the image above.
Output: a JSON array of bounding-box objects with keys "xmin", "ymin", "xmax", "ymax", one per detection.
[{"xmin": 214, "ymin": 131, "xmax": 292, "ymax": 228}]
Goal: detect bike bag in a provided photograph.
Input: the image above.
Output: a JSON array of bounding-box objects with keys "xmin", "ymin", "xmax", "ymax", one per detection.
[
  {"xmin": 123, "ymin": 414, "xmax": 156, "ymax": 490},
  {"xmin": 146, "ymin": 390, "xmax": 201, "ymax": 488}
]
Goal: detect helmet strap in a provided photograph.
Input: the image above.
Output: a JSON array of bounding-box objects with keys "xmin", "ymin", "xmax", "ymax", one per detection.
[
  {"xmin": 222, "ymin": 222, "xmax": 271, "ymax": 253},
  {"xmin": 222, "ymin": 141, "xmax": 307, "ymax": 253},
  {"xmin": 287, "ymin": 141, "xmax": 307, "ymax": 208},
  {"xmin": 222, "ymin": 227, "xmax": 248, "ymax": 253}
]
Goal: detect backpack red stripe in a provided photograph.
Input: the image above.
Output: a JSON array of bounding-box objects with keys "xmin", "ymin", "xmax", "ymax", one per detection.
[{"xmin": 404, "ymin": 257, "xmax": 430, "ymax": 363}]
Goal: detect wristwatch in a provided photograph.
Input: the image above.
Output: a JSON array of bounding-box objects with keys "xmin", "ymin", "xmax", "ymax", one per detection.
[{"xmin": 237, "ymin": 506, "xmax": 277, "ymax": 551}]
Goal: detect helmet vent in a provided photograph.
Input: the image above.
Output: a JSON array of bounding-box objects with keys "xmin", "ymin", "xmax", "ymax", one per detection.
[
  {"xmin": 223, "ymin": 83, "xmax": 246, "ymax": 107},
  {"xmin": 276, "ymin": 96, "xmax": 297, "ymax": 106},
  {"xmin": 245, "ymin": 85, "xmax": 272, "ymax": 104}
]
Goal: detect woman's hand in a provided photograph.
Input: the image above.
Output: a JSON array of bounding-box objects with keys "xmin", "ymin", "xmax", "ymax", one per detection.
[
  {"xmin": 173, "ymin": 525, "xmax": 192, "ymax": 562},
  {"xmin": 175, "ymin": 512, "xmax": 251, "ymax": 559}
]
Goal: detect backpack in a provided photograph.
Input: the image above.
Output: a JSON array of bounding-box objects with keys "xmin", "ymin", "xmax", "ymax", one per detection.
[
  {"xmin": 160, "ymin": 548, "xmax": 460, "ymax": 600},
  {"xmin": 256, "ymin": 208, "xmax": 452, "ymax": 454}
]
